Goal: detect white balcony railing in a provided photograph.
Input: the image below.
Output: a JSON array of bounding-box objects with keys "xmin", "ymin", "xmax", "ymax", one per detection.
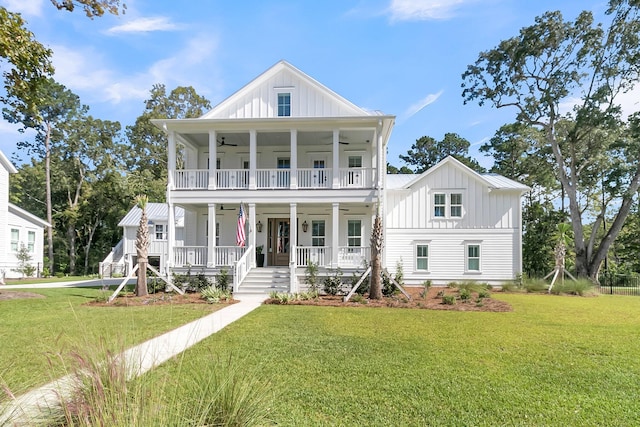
[
  {"xmin": 215, "ymin": 246, "xmax": 244, "ymax": 266},
  {"xmin": 172, "ymin": 167, "xmax": 375, "ymax": 190},
  {"xmin": 256, "ymin": 169, "xmax": 290, "ymax": 189},
  {"xmin": 216, "ymin": 169, "xmax": 249, "ymax": 189},
  {"xmin": 296, "ymin": 246, "xmax": 331, "ymax": 267},
  {"xmin": 297, "ymin": 169, "xmax": 331, "ymax": 189},
  {"xmin": 173, "ymin": 170, "xmax": 208, "ymax": 189},
  {"xmin": 338, "ymin": 246, "xmax": 370, "ymax": 268},
  {"xmin": 126, "ymin": 240, "xmax": 167, "ymax": 256}
]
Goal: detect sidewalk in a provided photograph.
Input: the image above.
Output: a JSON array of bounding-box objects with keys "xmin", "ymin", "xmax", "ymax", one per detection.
[{"xmin": 1, "ymin": 293, "xmax": 266, "ymax": 425}]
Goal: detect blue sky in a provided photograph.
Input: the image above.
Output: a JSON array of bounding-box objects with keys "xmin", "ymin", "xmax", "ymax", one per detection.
[{"xmin": 0, "ymin": 0, "xmax": 615, "ymax": 169}]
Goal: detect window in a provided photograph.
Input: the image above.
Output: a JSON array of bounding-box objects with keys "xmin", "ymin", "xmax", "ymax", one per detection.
[
  {"xmin": 347, "ymin": 156, "xmax": 363, "ymax": 186},
  {"xmin": 216, "ymin": 222, "xmax": 220, "ymax": 246},
  {"xmin": 277, "ymin": 93, "xmax": 291, "ymax": 117},
  {"xmin": 434, "ymin": 193, "xmax": 446, "ymax": 217},
  {"xmin": 27, "ymin": 231, "xmax": 36, "ymax": 253},
  {"xmin": 10, "ymin": 228, "xmax": 19, "ymax": 252},
  {"xmin": 311, "ymin": 220, "xmax": 325, "ymax": 246},
  {"xmin": 347, "ymin": 220, "xmax": 362, "ymax": 247},
  {"xmin": 348, "ymin": 156, "xmax": 362, "ymax": 168},
  {"xmin": 450, "ymin": 193, "xmax": 462, "ymax": 217},
  {"xmin": 467, "ymin": 244, "xmax": 480, "ymax": 271},
  {"xmin": 155, "ymin": 224, "xmax": 166, "ymax": 240},
  {"xmin": 277, "ymin": 157, "xmax": 290, "ymax": 169},
  {"xmin": 416, "ymin": 244, "xmax": 429, "ymax": 270}
]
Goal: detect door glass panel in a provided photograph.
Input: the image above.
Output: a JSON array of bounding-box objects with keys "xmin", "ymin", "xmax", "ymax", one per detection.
[{"xmin": 277, "ymin": 220, "xmax": 290, "ymax": 254}]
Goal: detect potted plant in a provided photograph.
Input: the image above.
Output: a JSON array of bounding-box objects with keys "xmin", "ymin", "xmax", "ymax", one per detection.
[{"xmin": 256, "ymin": 245, "xmax": 265, "ymax": 267}]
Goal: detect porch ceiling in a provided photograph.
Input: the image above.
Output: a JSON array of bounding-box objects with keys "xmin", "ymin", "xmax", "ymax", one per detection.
[{"xmin": 180, "ymin": 129, "xmax": 374, "ymax": 148}]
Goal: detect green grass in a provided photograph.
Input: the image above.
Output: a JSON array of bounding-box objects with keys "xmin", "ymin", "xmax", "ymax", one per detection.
[
  {"xmin": 0, "ymin": 287, "xmax": 222, "ymax": 393},
  {"xmin": 3, "ymin": 275, "xmax": 96, "ymax": 285},
  {"xmin": 149, "ymin": 293, "xmax": 640, "ymax": 426}
]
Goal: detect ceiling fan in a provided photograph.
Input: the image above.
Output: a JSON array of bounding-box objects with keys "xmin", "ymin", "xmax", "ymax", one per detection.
[
  {"xmin": 219, "ymin": 205, "xmax": 237, "ymax": 211},
  {"xmin": 217, "ymin": 137, "xmax": 238, "ymax": 147}
]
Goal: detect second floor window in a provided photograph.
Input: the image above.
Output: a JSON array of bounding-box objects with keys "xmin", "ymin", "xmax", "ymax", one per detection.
[
  {"xmin": 277, "ymin": 93, "xmax": 291, "ymax": 117},
  {"xmin": 450, "ymin": 193, "xmax": 462, "ymax": 217},
  {"xmin": 155, "ymin": 224, "xmax": 166, "ymax": 240},
  {"xmin": 434, "ymin": 193, "xmax": 446, "ymax": 217}
]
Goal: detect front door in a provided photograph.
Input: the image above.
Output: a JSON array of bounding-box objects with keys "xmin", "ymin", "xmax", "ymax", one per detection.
[{"xmin": 268, "ymin": 218, "xmax": 290, "ymax": 266}]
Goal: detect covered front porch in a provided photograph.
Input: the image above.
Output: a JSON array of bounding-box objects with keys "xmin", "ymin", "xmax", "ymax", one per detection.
[{"xmin": 166, "ymin": 202, "xmax": 375, "ymax": 291}]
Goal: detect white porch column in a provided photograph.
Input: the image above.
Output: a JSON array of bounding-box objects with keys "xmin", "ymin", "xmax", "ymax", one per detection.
[
  {"xmin": 249, "ymin": 203, "xmax": 256, "ymax": 267},
  {"xmin": 332, "ymin": 202, "xmax": 339, "ymax": 267},
  {"xmin": 332, "ymin": 129, "xmax": 340, "ymax": 189},
  {"xmin": 249, "ymin": 130, "xmax": 257, "ymax": 190},
  {"xmin": 167, "ymin": 203, "xmax": 175, "ymax": 273},
  {"xmin": 168, "ymin": 130, "xmax": 176, "ymax": 190},
  {"xmin": 290, "ymin": 202, "xmax": 298, "ymax": 292},
  {"xmin": 290, "ymin": 129, "xmax": 298, "ymax": 189},
  {"xmin": 207, "ymin": 203, "xmax": 216, "ymax": 267},
  {"xmin": 208, "ymin": 130, "xmax": 217, "ymax": 190}
]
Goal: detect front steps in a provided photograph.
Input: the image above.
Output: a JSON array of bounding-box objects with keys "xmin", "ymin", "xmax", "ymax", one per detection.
[{"xmin": 235, "ymin": 266, "xmax": 290, "ymax": 296}]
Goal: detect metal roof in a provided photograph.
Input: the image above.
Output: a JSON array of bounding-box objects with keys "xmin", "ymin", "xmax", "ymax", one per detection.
[
  {"xmin": 386, "ymin": 174, "xmax": 416, "ymax": 189},
  {"xmin": 481, "ymin": 173, "xmax": 530, "ymax": 191},
  {"xmin": 385, "ymin": 171, "xmax": 529, "ymax": 192},
  {"xmin": 118, "ymin": 203, "xmax": 185, "ymax": 227}
]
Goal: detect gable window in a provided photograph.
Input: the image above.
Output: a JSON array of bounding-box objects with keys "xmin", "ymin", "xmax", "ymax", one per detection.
[
  {"xmin": 277, "ymin": 93, "xmax": 291, "ymax": 117},
  {"xmin": 311, "ymin": 220, "xmax": 325, "ymax": 246},
  {"xmin": 28, "ymin": 231, "xmax": 36, "ymax": 253},
  {"xmin": 450, "ymin": 193, "xmax": 462, "ymax": 217},
  {"xmin": 155, "ymin": 224, "xmax": 166, "ymax": 240},
  {"xmin": 434, "ymin": 193, "xmax": 446, "ymax": 217},
  {"xmin": 347, "ymin": 220, "xmax": 362, "ymax": 248},
  {"xmin": 466, "ymin": 244, "xmax": 481, "ymax": 272},
  {"xmin": 416, "ymin": 244, "xmax": 429, "ymax": 271},
  {"xmin": 10, "ymin": 228, "xmax": 19, "ymax": 252}
]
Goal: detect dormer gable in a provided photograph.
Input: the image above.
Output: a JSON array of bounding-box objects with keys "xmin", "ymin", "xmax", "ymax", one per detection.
[{"xmin": 200, "ymin": 60, "xmax": 372, "ymax": 119}]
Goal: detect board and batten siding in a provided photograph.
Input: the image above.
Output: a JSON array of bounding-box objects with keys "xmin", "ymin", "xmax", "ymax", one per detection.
[
  {"xmin": 385, "ymin": 229, "xmax": 519, "ymax": 285},
  {"xmin": 386, "ymin": 166, "xmax": 521, "ymax": 230}
]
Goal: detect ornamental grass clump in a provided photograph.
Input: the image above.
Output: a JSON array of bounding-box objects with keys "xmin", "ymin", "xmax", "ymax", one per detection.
[{"xmin": 551, "ymin": 279, "xmax": 594, "ymax": 296}]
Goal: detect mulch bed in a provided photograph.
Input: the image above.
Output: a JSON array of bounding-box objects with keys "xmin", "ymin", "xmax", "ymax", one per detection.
[
  {"xmin": 264, "ymin": 286, "xmax": 513, "ymax": 312},
  {"xmin": 87, "ymin": 291, "xmax": 238, "ymax": 307},
  {"xmin": 0, "ymin": 290, "xmax": 46, "ymax": 301}
]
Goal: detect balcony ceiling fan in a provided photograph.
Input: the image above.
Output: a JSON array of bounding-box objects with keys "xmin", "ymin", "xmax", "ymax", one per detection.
[
  {"xmin": 219, "ymin": 205, "xmax": 237, "ymax": 211},
  {"xmin": 217, "ymin": 137, "xmax": 238, "ymax": 147}
]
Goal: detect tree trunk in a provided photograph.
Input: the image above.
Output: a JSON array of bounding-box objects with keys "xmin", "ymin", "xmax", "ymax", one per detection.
[
  {"xmin": 369, "ymin": 214, "xmax": 383, "ymax": 300},
  {"xmin": 67, "ymin": 223, "xmax": 76, "ymax": 275},
  {"xmin": 135, "ymin": 196, "xmax": 150, "ymax": 297},
  {"xmin": 45, "ymin": 123, "xmax": 54, "ymax": 274}
]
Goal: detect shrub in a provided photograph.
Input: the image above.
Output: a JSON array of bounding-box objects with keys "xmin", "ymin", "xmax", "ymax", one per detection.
[
  {"xmin": 323, "ymin": 268, "xmax": 343, "ymax": 296},
  {"xmin": 523, "ymin": 278, "xmax": 548, "ymax": 293},
  {"xmin": 200, "ymin": 286, "xmax": 232, "ymax": 303},
  {"xmin": 420, "ymin": 280, "xmax": 432, "ymax": 299},
  {"xmin": 304, "ymin": 260, "xmax": 319, "ymax": 292},
  {"xmin": 215, "ymin": 268, "xmax": 230, "ymax": 291},
  {"xmin": 436, "ymin": 290, "xmax": 445, "ymax": 298},
  {"xmin": 351, "ymin": 294, "xmax": 368, "ymax": 304},
  {"xmin": 459, "ymin": 288, "xmax": 472, "ymax": 302},
  {"xmin": 501, "ymin": 282, "xmax": 517, "ymax": 292},
  {"xmin": 442, "ymin": 294, "xmax": 456, "ymax": 305},
  {"xmin": 352, "ymin": 270, "xmax": 370, "ymax": 295},
  {"xmin": 551, "ymin": 279, "xmax": 594, "ymax": 296},
  {"xmin": 478, "ymin": 289, "xmax": 491, "ymax": 299}
]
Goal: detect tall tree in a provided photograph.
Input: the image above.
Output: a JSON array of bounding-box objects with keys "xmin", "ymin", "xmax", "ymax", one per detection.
[
  {"xmin": 135, "ymin": 194, "xmax": 150, "ymax": 297},
  {"xmin": 462, "ymin": 2, "xmax": 640, "ymax": 281},
  {"xmin": 4, "ymin": 78, "xmax": 85, "ymax": 274},
  {"xmin": 126, "ymin": 85, "xmax": 211, "ymax": 201},
  {"xmin": 399, "ymin": 133, "xmax": 485, "ymax": 174}
]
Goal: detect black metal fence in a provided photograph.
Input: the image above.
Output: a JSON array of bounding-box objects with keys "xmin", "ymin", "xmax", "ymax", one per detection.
[{"xmin": 597, "ymin": 273, "xmax": 640, "ymax": 296}]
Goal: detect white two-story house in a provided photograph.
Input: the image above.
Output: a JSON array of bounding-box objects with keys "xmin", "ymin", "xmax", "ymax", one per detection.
[
  {"xmin": 105, "ymin": 60, "xmax": 527, "ymax": 291},
  {"xmin": 0, "ymin": 150, "xmax": 49, "ymax": 280}
]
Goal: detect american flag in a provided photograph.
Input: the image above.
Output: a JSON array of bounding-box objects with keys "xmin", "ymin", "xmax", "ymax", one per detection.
[{"xmin": 236, "ymin": 204, "xmax": 246, "ymax": 247}]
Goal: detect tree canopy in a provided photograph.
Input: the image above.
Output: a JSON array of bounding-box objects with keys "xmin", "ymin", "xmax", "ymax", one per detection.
[{"xmin": 399, "ymin": 132, "xmax": 485, "ymax": 174}]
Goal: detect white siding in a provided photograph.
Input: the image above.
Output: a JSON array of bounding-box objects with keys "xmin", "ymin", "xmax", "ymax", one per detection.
[
  {"xmin": 3, "ymin": 212, "xmax": 46, "ymax": 279},
  {"xmin": 0, "ymin": 165, "xmax": 8, "ymax": 268}
]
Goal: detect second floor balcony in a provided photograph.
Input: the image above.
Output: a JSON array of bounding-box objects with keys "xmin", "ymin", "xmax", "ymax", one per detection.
[{"xmin": 173, "ymin": 167, "xmax": 374, "ymax": 190}]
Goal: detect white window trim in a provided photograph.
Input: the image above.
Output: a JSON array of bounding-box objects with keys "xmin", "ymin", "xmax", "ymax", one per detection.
[
  {"xmin": 431, "ymin": 190, "xmax": 465, "ymax": 220},
  {"xmin": 464, "ymin": 241, "xmax": 482, "ymax": 273},
  {"xmin": 10, "ymin": 228, "xmax": 20, "ymax": 252},
  {"xmin": 347, "ymin": 218, "xmax": 363, "ymax": 248},
  {"xmin": 273, "ymin": 87, "xmax": 296, "ymax": 117},
  {"xmin": 414, "ymin": 242, "xmax": 430, "ymax": 272}
]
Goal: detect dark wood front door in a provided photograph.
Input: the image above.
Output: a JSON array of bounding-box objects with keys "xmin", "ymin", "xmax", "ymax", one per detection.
[{"xmin": 268, "ymin": 218, "xmax": 290, "ymax": 266}]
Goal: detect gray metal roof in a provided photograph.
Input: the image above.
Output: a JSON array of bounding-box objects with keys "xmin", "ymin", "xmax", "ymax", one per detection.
[
  {"xmin": 118, "ymin": 203, "xmax": 185, "ymax": 227},
  {"xmin": 386, "ymin": 174, "xmax": 416, "ymax": 189},
  {"xmin": 481, "ymin": 173, "xmax": 530, "ymax": 191}
]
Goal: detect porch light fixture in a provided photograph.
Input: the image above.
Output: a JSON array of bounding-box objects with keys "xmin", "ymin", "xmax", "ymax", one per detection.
[
  {"xmin": 302, "ymin": 220, "xmax": 308, "ymax": 233},
  {"xmin": 257, "ymin": 221, "xmax": 263, "ymax": 232}
]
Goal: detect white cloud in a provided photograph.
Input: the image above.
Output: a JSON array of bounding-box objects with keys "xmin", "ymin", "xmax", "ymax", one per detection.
[
  {"xmin": 387, "ymin": 0, "xmax": 470, "ymax": 22},
  {"xmin": 106, "ymin": 16, "xmax": 180, "ymax": 34},
  {"xmin": 1, "ymin": 0, "xmax": 44, "ymax": 16},
  {"xmin": 403, "ymin": 90, "xmax": 444, "ymax": 120}
]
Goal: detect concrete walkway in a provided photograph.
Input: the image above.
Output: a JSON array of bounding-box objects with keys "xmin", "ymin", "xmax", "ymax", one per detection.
[{"xmin": 1, "ymin": 291, "xmax": 266, "ymax": 425}]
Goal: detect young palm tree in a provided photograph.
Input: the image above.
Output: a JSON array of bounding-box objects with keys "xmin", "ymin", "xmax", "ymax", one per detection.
[
  {"xmin": 369, "ymin": 213, "xmax": 383, "ymax": 299},
  {"xmin": 135, "ymin": 194, "xmax": 150, "ymax": 297}
]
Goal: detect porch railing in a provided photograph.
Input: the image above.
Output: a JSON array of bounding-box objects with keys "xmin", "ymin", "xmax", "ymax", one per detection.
[
  {"xmin": 126, "ymin": 240, "xmax": 167, "ymax": 256},
  {"xmin": 338, "ymin": 246, "xmax": 370, "ymax": 268},
  {"xmin": 233, "ymin": 245, "xmax": 253, "ymax": 293},
  {"xmin": 256, "ymin": 169, "xmax": 290, "ymax": 189},
  {"xmin": 215, "ymin": 246, "xmax": 245, "ymax": 266},
  {"xmin": 173, "ymin": 170, "xmax": 208, "ymax": 189},
  {"xmin": 339, "ymin": 168, "xmax": 373, "ymax": 188},
  {"xmin": 173, "ymin": 246, "xmax": 207, "ymax": 267},
  {"xmin": 296, "ymin": 247, "xmax": 331, "ymax": 266},
  {"xmin": 216, "ymin": 169, "xmax": 249, "ymax": 189},
  {"xmin": 297, "ymin": 169, "xmax": 331, "ymax": 189}
]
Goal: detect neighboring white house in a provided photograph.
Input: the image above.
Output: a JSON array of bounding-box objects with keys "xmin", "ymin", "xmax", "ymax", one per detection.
[
  {"xmin": 0, "ymin": 150, "xmax": 49, "ymax": 281},
  {"xmin": 103, "ymin": 60, "xmax": 528, "ymax": 291}
]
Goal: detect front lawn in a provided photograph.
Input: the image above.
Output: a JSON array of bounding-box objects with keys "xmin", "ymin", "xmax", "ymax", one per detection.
[
  {"xmin": 151, "ymin": 293, "xmax": 640, "ymax": 426},
  {"xmin": 0, "ymin": 287, "xmax": 224, "ymax": 393}
]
